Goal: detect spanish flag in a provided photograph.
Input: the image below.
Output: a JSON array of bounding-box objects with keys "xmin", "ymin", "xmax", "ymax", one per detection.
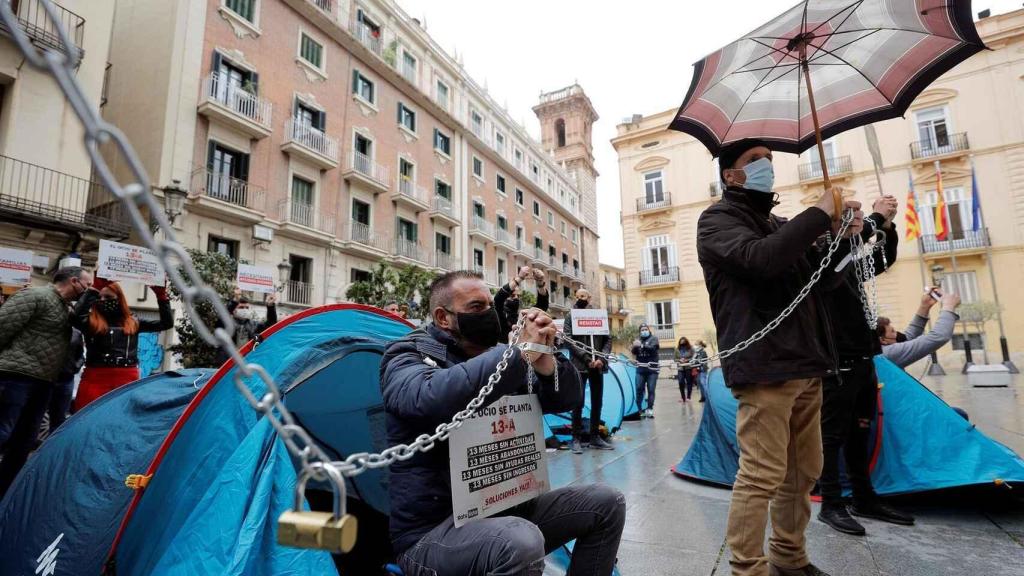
[
  {"xmin": 934, "ymin": 163, "xmax": 949, "ymax": 241},
  {"xmin": 905, "ymin": 176, "xmax": 921, "ymax": 242}
]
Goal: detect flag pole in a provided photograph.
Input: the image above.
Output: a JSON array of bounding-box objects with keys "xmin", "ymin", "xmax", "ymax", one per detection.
[
  {"xmin": 935, "ymin": 160, "xmax": 974, "ymax": 372},
  {"xmin": 909, "ymin": 169, "xmax": 946, "ymax": 376},
  {"xmin": 970, "ymin": 155, "xmax": 1017, "ymax": 373}
]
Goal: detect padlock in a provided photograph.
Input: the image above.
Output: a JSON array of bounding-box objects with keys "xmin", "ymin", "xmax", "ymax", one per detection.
[{"xmin": 278, "ymin": 463, "xmax": 358, "ymax": 553}]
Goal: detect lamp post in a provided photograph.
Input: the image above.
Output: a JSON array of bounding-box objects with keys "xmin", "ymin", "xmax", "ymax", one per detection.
[
  {"xmin": 276, "ymin": 259, "xmax": 292, "ymax": 295},
  {"xmin": 162, "ymin": 179, "xmax": 188, "ymax": 226},
  {"xmin": 927, "ymin": 264, "xmax": 947, "ymax": 376}
]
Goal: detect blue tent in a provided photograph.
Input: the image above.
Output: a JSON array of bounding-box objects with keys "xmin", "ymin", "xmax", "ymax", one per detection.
[
  {"xmin": 544, "ymin": 355, "xmax": 634, "ymax": 441},
  {"xmin": 674, "ymin": 357, "xmax": 1024, "ymax": 493}
]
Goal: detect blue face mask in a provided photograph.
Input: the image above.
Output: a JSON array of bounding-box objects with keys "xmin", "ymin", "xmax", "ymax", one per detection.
[
  {"xmin": 742, "ymin": 157, "xmax": 774, "ymax": 193},
  {"xmin": 640, "ymin": 330, "xmax": 651, "ymax": 338}
]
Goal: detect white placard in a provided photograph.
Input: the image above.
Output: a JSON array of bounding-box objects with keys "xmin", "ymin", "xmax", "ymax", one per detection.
[
  {"xmin": 0, "ymin": 247, "xmax": 33, "ymax": 286},
  {"xmin": 236, "ymin": 263, "xmax": 275, "ymax": 294},
  {"xmin": 449, "ymin": 394, "xmax": 549, "ymax": 527},
  {"xmin": 570, "ymin": 308, "xmax": 610, "ymax": 336},
  {"xmin": 97, "ymin": 239, "xmax": 166, "ymax": 285}
]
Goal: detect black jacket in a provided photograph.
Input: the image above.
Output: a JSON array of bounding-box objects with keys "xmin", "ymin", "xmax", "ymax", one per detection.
[
  {"xmin": 561, "ymin": 305, "xmax": 611, "ymax": 373},
  {"xmin": 493, "ymin": 282, "xmax": 549, "ymax": 344},
  {"xmin": 631, "ymin": 334, "xmax": 660, "ymax": 371},
  {"xmin": 57, "ymin": 328, "xmax": 85, "ymax": 381},
  {"xmin": 823, "ymin": 213, "xmax": 899, "ymax": 361},
  {"xmin": 380, "ymin": 324, "xmax": 581, "ymax": 555},
  {"xmin": 73, "ymin": 290, "xmax": 174, "ymax": 368},
  {"xmin": 214, "ymin": 299, "xmax": 278, "ymax": 366},
  {"xmin": 697, "ymin": 189, "xmax": 841, "ymax": 386}
]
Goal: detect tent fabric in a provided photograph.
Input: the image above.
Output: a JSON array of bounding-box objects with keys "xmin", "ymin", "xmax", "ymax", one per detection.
[
  {"xmin": 611, "ymin": 357, "xmax": 639, "ymax": 418},
  {"xmin": 673, "ymin": 357, "xmax": 1024, "ymax": 493},
  {"xmin": 545, "ymin": 353, "xmax": 634, "ymax": 440}
]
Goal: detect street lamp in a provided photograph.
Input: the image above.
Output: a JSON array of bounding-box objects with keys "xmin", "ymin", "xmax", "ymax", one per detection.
[
  {"xmin": 162, "ymin": 179, "xmax": 188, "ymax": 225},
  {"xmin": 926, "ymin": 264, "xmax": 947, "ymax": 376},
  {"xmin": 276, "ymin": 259, "xmax": 292, "ymax": 293}
]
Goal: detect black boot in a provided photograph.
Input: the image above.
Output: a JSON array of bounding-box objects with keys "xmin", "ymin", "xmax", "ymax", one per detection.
[
  {"xmin": 818, "ymin": 504, "xmax": 866, "ymax": 536},
  {"xmin": 769, "ymin": 563, "xmax": 832, "ymax": 576},
  {"xmin": 850, "ymin": 499, "xmax": 915, "ymax": 526}
]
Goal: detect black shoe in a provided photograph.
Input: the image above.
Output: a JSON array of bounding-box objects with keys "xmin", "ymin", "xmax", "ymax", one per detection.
[
  {"xmin": 818, "ymin": 505, "xmax": 865, "ymax": 536},
  {"xmin": 769, "ymin": 563, "xmax": 831, "ymax": 576},
  {"xmin": 589, "ymin": 436, "xmax": 615, "ymax": 450},
  {"xmin": 570, "ymin": 438, "xmax": 583, "ymax": 454},
  {"xmin": 850, "ymin": 500, "xmax": 915, "ymax": 526}
]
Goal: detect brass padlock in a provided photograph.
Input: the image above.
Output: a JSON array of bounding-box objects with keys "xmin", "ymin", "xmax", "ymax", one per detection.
[{"xmin": 278, "ymin": 463, "xmax": 358, "ymax": 553}]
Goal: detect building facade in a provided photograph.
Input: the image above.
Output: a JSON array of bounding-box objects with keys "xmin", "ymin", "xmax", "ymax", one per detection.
[
  {"xmin": 612, "ymin": 8, "xmax": 1024, "ymax": 367},
  {"xmin": 100, "ymin": 0, "xmax": 599, "ymax": 319},
  {"xmin": 597, "ymin": 263, "xmax": 628, "ymax": 332}
]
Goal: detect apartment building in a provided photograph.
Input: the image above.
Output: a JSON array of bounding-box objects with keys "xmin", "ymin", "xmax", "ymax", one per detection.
[
  {"xmin": 100, "ymin": 0, "xmax": 599, "ymax": 316},
  {"xmin": 612, "ymin": 8, "xmax": 1024, "ymax": 366},
  {"xmin": 598, "ymin": 263, "xmax": 628, "ymax": 332}
]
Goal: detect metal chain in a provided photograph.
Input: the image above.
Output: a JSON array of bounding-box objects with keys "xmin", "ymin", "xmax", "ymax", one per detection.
[{"xmin": 850, "ymin": 227, "xmax": 885, "ymax": 330}]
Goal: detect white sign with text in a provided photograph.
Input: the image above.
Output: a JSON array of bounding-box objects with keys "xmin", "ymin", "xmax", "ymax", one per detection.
[
  {"xmin": 236, "ymin": 263, "xmax": 275, "ymax": 294},
  {"xmin": 0, "ymin": 247, "xmax": 33, "ymax": 286},
  {"xmin": 448, "ymin": 394, "xmax": 549, "ymax": 527},
  {"xmin": 97, "ymin": 240, "xmax": 166, "ymax": 285},
  {"xmin": 570, "ymin": 308, "xmax": 610, "ymax": 336}
]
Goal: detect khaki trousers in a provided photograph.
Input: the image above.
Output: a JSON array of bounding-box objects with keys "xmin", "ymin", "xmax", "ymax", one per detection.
[{"xmin": 726, "ymin": 378, "xmax": 824, "ymax": 576}]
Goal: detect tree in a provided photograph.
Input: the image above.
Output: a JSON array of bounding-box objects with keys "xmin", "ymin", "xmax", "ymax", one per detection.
[
  {"xmin": 958, "ymin": 300, "xmax": 1000, "ymax": 360},
  {"xmin": 345, "ymin": 262, "xmax": 436, "ymax": 320},
  {"xmin": 167, "ymin": 249, "xmax": 237, "ymax": 368},
  {"xmin": 611, "ymin": 322, "xmax": 639, "ymax": 346}
]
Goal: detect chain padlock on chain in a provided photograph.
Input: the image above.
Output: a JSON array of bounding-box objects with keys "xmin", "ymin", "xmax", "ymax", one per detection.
[{"xmin": 278, "ymin": 463, "xmax": 358, "ymax": 553}]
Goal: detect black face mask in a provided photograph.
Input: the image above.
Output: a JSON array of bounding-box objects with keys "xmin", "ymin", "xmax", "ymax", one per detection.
[
  {"xmin": 97, "ymin": 299, "xmax": 121, "ymax": 318},
  {"xmin": 449, "ymin": 306, "xmax": 502, "ymax": 349},
  {"xmin": 574, "ymin": 299, "xmax": 589, "ymax": 309},
  {"xmin": 895, "ymin": 332, "xmax": 908, "ymax": 343}
]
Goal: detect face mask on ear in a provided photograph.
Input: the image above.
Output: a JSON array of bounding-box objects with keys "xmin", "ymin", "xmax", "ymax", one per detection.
[{"xmin": 742, "ymin": 157, "xmax": 775, "ymax": 193}]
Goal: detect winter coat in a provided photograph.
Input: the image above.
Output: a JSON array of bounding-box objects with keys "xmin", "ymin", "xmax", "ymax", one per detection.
[
  {"xmin": 696, "ymin": 189, "xmax": 842, "ymax": 387},
  {"xmin": 380, "ymin": 323, "xmax": 582, "ymax": 555},
  {"xmin": 72, "ymin": 289, "xmax": 174, "ymax": 367},
  {"xmin": 493, "ymin": 282, "xmax": 549, "ymax": 344},
  {"xmin": 561, "ymin": 305, "xmax": 611, "ymax": 373},
  {"xmin": 676, "ymin": 345, "xmax": 694, "ymax": 373},
  {"xmin": 57, "ymin": 328, "xmax": 85, "ymax": 382},
  {"xmin": 881, "ymin": 310, "xmax": 959, "ymax": 368},
  {"xmin": 631, "ymin": 334, "xmax": 660, "ymax": 373},
  {"xmin": 214, "ymin": 299, "xmax": 278, "ymax": 366},
  {"xmin": 693, "ymin": 347, "xmax": 709, "ymax": 373},
  {"xmin": 0, "ymin": 286, "xmax": 71, "ymax": 383}
]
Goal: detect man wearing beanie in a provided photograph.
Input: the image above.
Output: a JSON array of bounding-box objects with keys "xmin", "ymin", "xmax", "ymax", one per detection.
[{"xmin": 696, "ymin": 139, "xmax": 863, "ymax": 576}]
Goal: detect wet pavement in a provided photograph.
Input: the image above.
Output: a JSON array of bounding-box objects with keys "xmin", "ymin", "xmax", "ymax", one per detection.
[{"xmin": 546, "ymin": 373, "xmax": 1024, "ymax": 576}]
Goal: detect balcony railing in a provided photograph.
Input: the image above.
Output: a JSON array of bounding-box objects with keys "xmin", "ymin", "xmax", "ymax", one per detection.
[
  {"xmin": 470, "ymin": 216, "xmax": 494, "ymax": 238},
  {"xmin": 434, "ymin": 250, "xmax": 457, "ymax": 271},
  {"xmin": 310, "ymin": 0, "xmax": 332, "ymax": 13},
  {"xmin": 190, "ymin": 168, "xmax": 266, "ymax": 212},
  {"xmin": 278, "ymin": 199, "xmax": 334, "ymax": 234},
  {"xmin": 637, "ymin": 193, "xmax": 671, "ymax": 212},
  {"xmin": 798, "ymin": 155, "xmax": 853, "ymax": 181},
  {"xmin": 431, "ymin": 195, "xmax": 457, "ymax": 219},
  {"xmin": 286, "ymin": 119, "xmax": 339, "ymax": 163},
  {"xmin": 653, "ymin": 327, "xmax": 675, "ymax": 341},
  {"xmin": 531, "ymin": 247, "xmax": 546, "ymax": 262},
  {"xmin": 0, "ymin": 0, "xmax": 85, "ymax": 57},
  {"xmin": 201, "ymin": 73, "xmax": 273, "ymax": 129},
  {"xmin": 495, "ymin": 227, "xmax": 513, "ymax": 246},
  {"xmin": 0, "ymin": 154, "xmax": 130, "ymax": 237},
  {"xmin": 910, "ymin": 132, "xmax": 969, "ymax": 160},
  {"xmin": 351, "ymin": 22, "xmax": 382, "ymax": 57},
  {"xmin": 397, "ymin": 177, "xmax": 427, "ymax": 203},
  {"xmin": 285, "ymin": 279, "xmax": 313, "ymax": 305},
  {"xmin": 920, "ymin": 228, "xmax": 990, "ymax": 254},
  {"xmin": 604, "ymin": 278, "xmax": 627, "ymax": 291},
  {"xmin": 394, "ymin": 237, "xmax": 429, "ymax": 263},
  {"xmin": 344, "ymin": 220, "xmax": 391, "ymax": 252},
  {"xmin": 471, "ymin": 264, "xmax": 496, "ymax": 285},
  {"xmin": 639, "ymin": 267, "xmax": 680, "ymax": 286}
]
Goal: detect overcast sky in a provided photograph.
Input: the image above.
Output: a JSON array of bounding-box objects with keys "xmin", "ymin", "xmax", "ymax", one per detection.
[{"xmin": 396, "ymin": 0, "xmax": 1020, "ymax": 267}]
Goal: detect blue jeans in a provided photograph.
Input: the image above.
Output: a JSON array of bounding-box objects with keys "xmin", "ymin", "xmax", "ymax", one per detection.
[
  {"xmin": 398, "ymin": 484, "xmax": 626, "ymax": 576},
  {"xmin": 635, "ymin": 369, "xmax": 658, "ymax": 411},
  {"xmin": 0, "ymin": 375, "xmax": 52, "ymax": 497}
]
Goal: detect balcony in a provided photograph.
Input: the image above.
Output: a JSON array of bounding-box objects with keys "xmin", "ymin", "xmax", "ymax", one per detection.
[
  {"xmin": 197, "ymin": 73, "xmax": 273, "ymax": 138},
  {"xmin": 604, "ymin": 278, "xmax": 627, "ymax": 291},
  {"xmin": 636, "ymin": 193, "xmax": 672, "ymax": 214},
  {"xmin": 309, "ymin": 0, "xmax": 332, "ymax": 13},
  {"xmin": 0, "ymin": 0, "xmax": 84, "ymax": 58},
  {"xmin": 910, "ymin": 132, "xmax": 970, "ymax": 161},
  {"xmin": 471, "ymin": 265, "xmax": 497, "ymax": 286},
  {"xmin": 342, "ymin": 151, "xmax": 390, "ymax": 194},
  {"xmin": 277, "ymin": 199, "xmax": 335, "ymax": 242},
  {"xmin": 514, "ymin": 238, "xmax": 528, "ymax": 256},
  {"xmin": 188, "ymin": 168, "xmax": 266, "ymax": 223},
  {"xmin": 393, "ymin": 237, "xmax": 430, "ymax": 267},
  {"xmin": 351, "ymin": 21, "xmax": 382, "ymax": 58},
  {"xmin": 285, "ymin": 280, "xmax": 314, "ymax": 306},
  {"xmin": 428, "ymin": 195, "xmax": 460, "ymax": 227},
  {"xmin": 709, "ymin": 181, "xmax": 723, "ymax": 198},
  {"xmin": 469, "ymin": 216, "xmax": 495, "ymax": 241},
  {"xmin": 921, "ymin": 228, "xmax": 991, "ymax": 255},
  {"xmin": 433, "ymin": 250, "xmax": 459, "ymax": 272},
  {"xmin": 281, "ymin": 119, "xmax": 339, "ymax": 169},
  {"xmin": 639, "ymin": 266, "xmax": 681, "ymax": 288},
  {"xmin": 653, "ymin": 326, "xmax": 676, "ymax": 341},
  {"xmin": 530, "ymin": 247, "xmax": 548, "ymax": 268},
  {"xmin": 798, "ymin": 155, "xmax": 853, "ymax": 182},
  {"xmin": 339, "ymin": 220, "xmax": 390, "ymax": 258},
  {"xmin": 494, "ymin": 227, "xmax": 515, "ymax": 250},
  {"xmin": 390, "ymin": 177, "xmax": 429, "ymax": 212},
  {"xmin": 548, "ymin": 295, "xmax": 570, "ymax": 311},
  {"xmin": 0, "ymin": 154, "xmax": 130, "ymax": 238}
]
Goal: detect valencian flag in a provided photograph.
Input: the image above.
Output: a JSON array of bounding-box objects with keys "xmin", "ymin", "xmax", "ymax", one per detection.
[
  {"xmin": 934, "ymin": 165, "xmax": 950, "ymax": 241},
  {"xmin": 905, "ymin": 175, "xmax": 922, "ymax": 242}
]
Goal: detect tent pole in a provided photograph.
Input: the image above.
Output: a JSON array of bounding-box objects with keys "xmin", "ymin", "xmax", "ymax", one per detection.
[{"xmin": 800, "ymin": 48, "xmax": 840, "ymax": 222}]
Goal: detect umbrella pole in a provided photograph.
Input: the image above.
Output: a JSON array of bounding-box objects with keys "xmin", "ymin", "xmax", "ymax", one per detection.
[{"xmin": 800, "ymin": 53, "xmax": 842, "ymax": 221}]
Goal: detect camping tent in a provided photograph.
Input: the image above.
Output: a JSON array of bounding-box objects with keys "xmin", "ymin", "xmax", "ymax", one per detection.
[
  {"xmin": 544, "ymin": 355, "xmax": 636, "ymax": 441},
  {"xmin": 673, "ymin": 357, "xmax": 1024, "ymax": 493}
]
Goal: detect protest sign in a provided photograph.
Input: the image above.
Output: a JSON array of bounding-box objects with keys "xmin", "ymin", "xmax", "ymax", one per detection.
[
  {"xmin": 236, "ymin": 263, "xmax": 275, "ymax": 294},
  {"xmin": 97, "ymin": 239, "xmax": 166, "ymax": 285},
  {"xmin": 0, "ymin": 247, "xmax": 33, "ymax": 286},
  {"xmin": 570, "ymin": 308, "xmax": 610, "ymax": 336}
]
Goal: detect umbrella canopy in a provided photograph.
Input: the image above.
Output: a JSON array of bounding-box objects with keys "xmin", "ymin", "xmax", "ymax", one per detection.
[{"xmin": 670, "ymin": 0, "xmax": 986, "ymax": 156}]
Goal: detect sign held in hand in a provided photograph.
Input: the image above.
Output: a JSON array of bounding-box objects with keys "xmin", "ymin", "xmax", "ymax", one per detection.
[
  {"xmin": 97, "ymin": 239, "xmax": 166, "ymax": 285},
  {"xmin": 236, "ymin": 263, "xmax": 275, "ymax": 294},
  {"xmin": 570, "ymin": 308, "xmax": 610, "ymax": 336},
  {"xmin": 0, "ymin": 247, "xmax": 33, "ymax": 286}
]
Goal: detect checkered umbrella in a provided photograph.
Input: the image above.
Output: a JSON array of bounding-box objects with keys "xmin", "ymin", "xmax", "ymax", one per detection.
[{"xmin": 670, "ymin": 0, "xmax": 985, "ymax": 203}]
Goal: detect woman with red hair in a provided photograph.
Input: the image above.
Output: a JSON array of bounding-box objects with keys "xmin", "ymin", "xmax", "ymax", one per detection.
[{"xmin": 71, "ymin": 276, "xmax": 173, "ymax": 410}]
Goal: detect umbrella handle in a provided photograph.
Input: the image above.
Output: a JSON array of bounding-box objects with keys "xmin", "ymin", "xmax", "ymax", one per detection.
[{"xmin": 800, "ymin": 49, "xmax": 842, "ymax": 222}]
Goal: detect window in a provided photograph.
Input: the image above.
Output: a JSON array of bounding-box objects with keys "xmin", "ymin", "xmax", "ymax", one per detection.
[
  {"xmin": 560, "ymin": 221, "xmax": 566, "ymax": 236},
  {"xmin": 530, "ymin": 161, "xmax": 539, "ymax": 181},
  {"xmin": 514, "ymin": 148, "xmax": 524, "ymax": 169},
  {"xmin": 294, "ymin": 100, "xmax": 325, "ymax": 131},
  {"xmin": 648, "ymin": 300, "xmax": 678, "ymax": 330},
  {"xmin": 515, "ymin": 188, "xmax": 524, "ymax": 206},
  {"xmin": 572, "ymin": 258, "xmax": 579, "ymax": 271},
  {"xmin": 299, "ymin": 33, "xmax": 323, "ymax": 70},
  {"xmin": 225, "ymin": 0, "xmax": 256, "ymax": 24},
  {"xmin": 397, "ymin": 217, "xmax": 417, "ymax": 242},
  {"xmin": 644, "ymin": 170, "xmax": 665, "ymax": 203},
  {"xmin": 555, "ymin": 118, "xmax": 566, "ymax": 148},
  {"xmin": 436, "ymin": 79, "xmax": 449, "ymax": 109},
  {"xmin": 516, "ymin": 225, "xmax": 524, "ymax": 244},
  {"xmin": 472, "ymin": 156, "xmax": 484, "ymax": 179},
  {"xmin": 916, "ymin": 106, "xmax": 950, "ymax": 152},
  {"xmin": 399, "ymin": 158, "xmax": 414, "ymax": 185},
  {"xmin": 206, "ymin": 142, "xmax": 250, "ymax": 201},
  {"xmin": 473, "ymin": 249, "xmax": 484, "ymax": 267},
  {"xmin": 470, "ymin": 110, "xmax": 484, "ymax": 136},
  {"xmin": 436, "ymin": 232, "xmax": 451, "ymax": 254},
  {"xmin": 644, "ymin": 235, "xmax": 676, "ymax": 275},
  {"xmin": 939, "ymin": 271, "xmax": 979, "ymax": 304},
  {"xmin": 534, "ymin": 236, "xmax": 543, "ymax": 250},
  {"xmin": 532, "ymin": 200, "xmax": 540, "ymax": 218},
  {"xmin": 207, "ymin": 235, "xmax": 239, "ymax": 260},
  {"xmin": 497, "ymin": 259, "xmax": 506, "ymax": 283},
  {"xmin": 570, "ymin": 195, "xmax": 577, "ymax": 213},
  {"xmin": 350, "ymin": 268, "xmax": 371, "ymax": 283},
  {"xmin": 397, "ymin": 102, "xmax": 416, "ymax": 132},
  {"xmin": 354, "ymin": 132, "xmax": 373, "ymax": 161},
  {"xmin": 547, "ymin": 210, "xmax": 554, "ymax": 227},
  {"xmin": 435, "ymin": 179, "xmax": 452, "ymax": 200},
  {"xmin": 352, "ymin": 70, "xmax": 375, "ymax": 104},
  {"xmin": 434, "ymin": 129, "xmax": 451, "ymax": 155},
  {"xmin": 548, "ymin": 245, "xmax": 556, "ymax": 259},
  {"xmin": 550, "ymin": 280, "xmax": 558, "ymax": 295},
  {"xmin": 571, "ymin": 228, "xmax": 578, "ymax": 244},
  {"xmin": 563, "ymin": 286, "xmax": 571, "ymax": 300},
  {"xmin": 290, "ymin": 255, "xmax": 312, "ymax": 283},
  {"xmin": 211, "ymin": 53, "xmax": 258, "ymax": 102},
  {"xmin": 473, "ymin": 202, "xmax": 485, "ymax": 218},
  {"xmin": 401, "ymin": 50, "xmax": 417, "ymax": 83},
  {"xmin": 495, "ymin": 131, "xmax": 506, "ymax": 154},
  {"xmin": 291, "ymin": 176, "xmax": 315, "ymax": 226},
  {"xmin": 546, "ymin": 176, "xmax": 553, "ymax": 192},
  {"xmin": 562, "ymin": 253, "xmax": 569, "ymax": 267},
  {"xmin": 919, "ymin": 187, "xmax": 969, "ymax": 240},
  {"xmin": 497, "ymin": 214, "xmax": 508, "ymax": 231},
  {"xmin": 496, "ymin": 174, "xmax": 506, "ymax": 194},
  {"xmin": 351, "ymin": 198, "xmax": 371, "ymax": 225},
  {"xmin": 559, "ymin": 187, "xmax": 566, "ymax": 203}
]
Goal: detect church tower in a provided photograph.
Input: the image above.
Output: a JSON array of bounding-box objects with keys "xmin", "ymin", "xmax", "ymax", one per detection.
[{"xmin": 533, "ymin": 84, "xmax": 600, "ymax": 289}]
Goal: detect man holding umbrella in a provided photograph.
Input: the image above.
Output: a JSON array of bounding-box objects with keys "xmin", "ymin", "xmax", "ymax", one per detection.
[{"xmin": 697, "ymin": 138, "xmax": 863, "ymax": 576}]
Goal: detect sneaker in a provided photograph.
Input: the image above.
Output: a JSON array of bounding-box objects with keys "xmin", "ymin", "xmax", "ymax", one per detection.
[
  {"xmin": 850, "ymin": 499, "xmax": 915, "ymax": 526},
  {"xmin": 646, "ymin": 408, "xmax": 655, "ymax": 419},
  {"xmin": 570, "ymin": 438, "xmax": 583, "ymax": 454},
  {"xmin": 818, "ymin": 505, "xmax": 866, "ymax": 535},
  {"xmin": 589, "ymin": 436, "xmax": 615, "ymax": 450},
  {"xmin": 769, "ymin": 563, "xmax": 831, "ymax": 576}
]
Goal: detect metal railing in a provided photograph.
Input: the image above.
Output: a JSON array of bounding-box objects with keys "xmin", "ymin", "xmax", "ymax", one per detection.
[
  {"xmin": 431, "ymin": 195, "xmax": 456, "ymax": 218},
  {"xmin": 190, "ymin": 167, "xmax": 266, "ymax": 212},
  {"xmin": 515, "ymin": 238, "xmax": 526, "ymax": 253},
  {"xmin": 798, "ymin": 155, "xmax": 852, "ymax": 181},
  {"xmin": 910, "ymin": 132, "xmax": 969, "ymax": 160},
  {"xmin": 653, "ymin": 327, "xmax": 675, "ymax": 341},
  {"xmin": 396, "ymin": 177, "xmax": 426, "ymax": 203},
  {"xmin": 434, "ymin": 250, "xmax": 457, "ymax": 271},
  {"xmin": 604, "ymin": 278, "xmax": 626, "ymax": 291},
  {"xmin": 344, "ymin": 220, "xmax": 391, "ymax": 251},
  {"xmin": 278, "ymin": 199, "xmax": 335, "ymax": 234},
  {"xmin": 202, "ymin": 73, "xmax": 273, "ymax": 129},
  {"xmin": 574, "ymin": 267, "xmax": 582, "ymax": 280},
  {"xmin": 495, "ymin": 227, "xmax": 513, "ymax": 246},
  {"xmin": 285, "ymin": 279, "xmax": 313, "ymax": 305},
  {"xmin": 637, "ymin": 192, "xmax": 671, "ymax": 212},
  {"xmin": 0, "ymin": 0, "xmax": 84, "ymax": 57},
  {"xmin": 0, "ymin": 154, "xmax": 130, "ymax": 237},
  {"xmin": 921, "ymin": 228, "xmax": 990, "ymax": 254},
  {"xmin": 310, "ymin": 0, "xmax": 331, "ymax": 13},
  {"xmin": 639, "ymin": 266, "xmax": 680, "ymax": 286},
  {"xmin": 351, "ymin": 21, "xmax": 382, "ymax": 57},
  {"xmin": 531, "ymin": 247, "xmax": 546, "ymax": 263},
  {"xmin": 470, "ymin": 215, "xmax": 494, "ymax": 238},
  {"xmin": 394, "ymin": 237, "xmax": 428, "ymax": 263},
  {"xmin": 286, "ymin": 119, "xmax": 339, "ymax": 163},
  {"xmin": 471, "ymin": 264, "xmax": 496, "ymax": 285}
]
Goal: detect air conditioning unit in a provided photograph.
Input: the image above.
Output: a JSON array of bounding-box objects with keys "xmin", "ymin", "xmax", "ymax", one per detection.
[{"xmin": 253, "ymin": 225, "xmax": 273, "ymax": 243}]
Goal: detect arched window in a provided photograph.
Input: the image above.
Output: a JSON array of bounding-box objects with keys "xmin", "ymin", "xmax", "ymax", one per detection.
[{"xmin": 555, "ymin": 118, "xmax": 566, "ymax": 148}]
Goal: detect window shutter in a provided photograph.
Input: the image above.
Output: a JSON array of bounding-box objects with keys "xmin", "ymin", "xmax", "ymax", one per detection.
[
  {"xmin": 248, "ymin": 71, "xmax": 259, "ymax": 94},
  {"xmin": 668, "ymin": 243, "xmax": 677, "ymax": 267},
  {"xmin": 642, "ymin": 247, "xmax": 651, "ymax": 270},
  {"xmin": 671, "ymin": 300, "xmax": 680, "ymax": 325},
  {"xmin": 412, "ymin": 222, "xmax": 418, "ymax": 243},
  {"xmin": 206, "ymin": 140, "xmax": 216, "ymax": 170},
  {"xmin": 397, "ymin": 102, "xmax": 403, "ymax": 124},
  {"xmin": 646, "ymin": 302, "xmax": 655, "ymax": 326},
  {"xmin": 211, "ymin": 51, "xmax": 223, "ymax": 74},
  {"xmin": 237, "ymin": 151, "xmax": 250, "ymax": 181},
  {"xmin": 352, "ymin": 70, "xmax": 359, "ymax": 94},
  {"xmin": 317, "ymin": 109, "xmax": 326, "ymax": 131}
]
